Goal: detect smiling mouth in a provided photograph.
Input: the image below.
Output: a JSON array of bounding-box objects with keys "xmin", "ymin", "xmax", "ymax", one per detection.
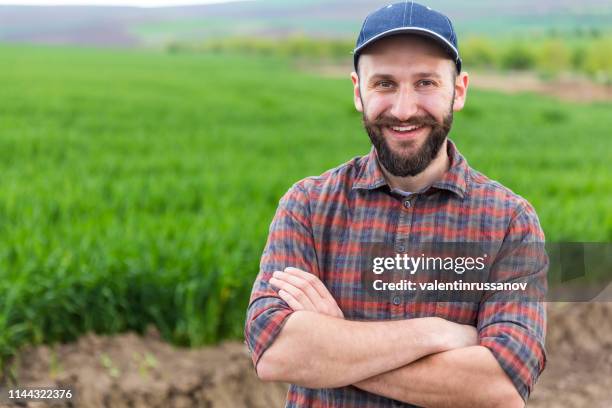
[{"xmin": 385, "ymin": 124, "xmax": 427, "ymax": 139}]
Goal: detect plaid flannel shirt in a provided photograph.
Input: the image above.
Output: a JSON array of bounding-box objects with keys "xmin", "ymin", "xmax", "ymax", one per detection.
[{"xmin": 245, "ymin": 139, "xmax": 547, "ymax": 407}]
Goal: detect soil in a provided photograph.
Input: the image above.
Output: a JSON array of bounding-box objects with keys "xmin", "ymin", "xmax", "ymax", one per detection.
[
  {"xmin": 528, "ymin": 302, "xmax": 612, "ymax": 408},
  {"xmin": 0, "ymin": 329, "xmax": 287, "ymax": 408},
  {"xmin": 468, "ymin": 72, "xmax": 612, "ymax": 103},
  {"xmin": 1, "ymin": 303, "xmax": 611, "ymax": 407},
  {"xmin": 296, "ymin": 60, "xmax": 612, "ymax": 103}
]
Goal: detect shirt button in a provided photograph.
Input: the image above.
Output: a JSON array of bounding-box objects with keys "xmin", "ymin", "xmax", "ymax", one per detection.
[
  {"xmin": 392, "ymin": 296, "xmax": 402, "ymax": 305},
  {"xmin": 403, "ymin": 200, "xmax": 411, "ymax": 209},
  {"xmin": 396, "ymin": 245, "xmax": 406, "ymax": 253}
]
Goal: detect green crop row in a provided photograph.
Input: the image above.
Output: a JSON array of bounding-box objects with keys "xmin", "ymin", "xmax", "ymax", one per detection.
[
  {"xmin": 461, "ymin": 36, "xmax": 612, "ymax": 81},
  {"xmin": 168, "ymin": 34, "xmax": 612, "ymax": 82}
]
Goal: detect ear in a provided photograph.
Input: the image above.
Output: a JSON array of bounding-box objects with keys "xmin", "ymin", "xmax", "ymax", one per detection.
[
  {"xmin": 351, "ymin": 71, "xmax": 364, "ymax": 113},
  {"xmin": 452, "ymin": 71, "xmax": 469, "ymax": 112}
]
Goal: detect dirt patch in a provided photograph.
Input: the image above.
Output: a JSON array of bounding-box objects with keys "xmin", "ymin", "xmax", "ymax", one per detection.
[
  {"xmin": 468, "ymin": 72, "xmax": 612, "ymax": 103},
  {"xmin": 0, "ymin": 329, "xmax": 287, "ymax": 408},
  {"xmin": 2, "ymin": 303, "xmax": 611, "ymax": 407},
  {"xmin": 529, "ymin": 302, "xmax": 612, "ymax": 408},
  {"xmin": 296, "ymin": 60, "xmax": 612, "ymax": 103}
]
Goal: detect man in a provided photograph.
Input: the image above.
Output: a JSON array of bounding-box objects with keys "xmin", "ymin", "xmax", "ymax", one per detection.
[{"xmin": 244, "ymin": 2, "xmax": 546, "ymax": 407}]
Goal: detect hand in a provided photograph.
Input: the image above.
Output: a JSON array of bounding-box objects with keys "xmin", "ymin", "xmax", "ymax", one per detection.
[{"xmin": 269, "ymin": 267, "xmax": 344, "ymax": 319}]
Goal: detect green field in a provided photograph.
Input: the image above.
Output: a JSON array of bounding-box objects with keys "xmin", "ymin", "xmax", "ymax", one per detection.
[{"xmin": 0, "ymin": 45, "xmax": 610, "ymax": 371}]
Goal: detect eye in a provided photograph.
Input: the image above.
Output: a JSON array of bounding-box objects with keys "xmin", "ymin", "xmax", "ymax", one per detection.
[
  {"xmin": 417, "ymin": 79, "xmax": 436, "ymax": 87},
  {"xmin": 376, "ymin": 80, "xmax": 395, "ymax": 89}
]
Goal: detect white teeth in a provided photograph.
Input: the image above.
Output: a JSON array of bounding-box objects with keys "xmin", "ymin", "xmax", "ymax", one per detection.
[{"xmin": 391, "ymin": 125, "xmax": 421, "ymax": 132}]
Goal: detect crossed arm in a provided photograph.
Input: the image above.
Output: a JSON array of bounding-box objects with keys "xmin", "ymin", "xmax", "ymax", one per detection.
[{"xmin": 255, "ymin": 268, "xmax": 524, "ymax": 408}]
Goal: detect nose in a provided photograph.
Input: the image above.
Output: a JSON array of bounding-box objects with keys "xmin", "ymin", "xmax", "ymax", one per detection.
[{"xmin": 389, "ymin": 86, "xmax": 418, "ymax": 122}]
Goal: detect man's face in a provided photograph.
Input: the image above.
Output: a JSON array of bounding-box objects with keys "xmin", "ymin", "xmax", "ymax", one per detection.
[{"xmin": 351, "ymin": 35, "xmax": 468, "ymax": 177}]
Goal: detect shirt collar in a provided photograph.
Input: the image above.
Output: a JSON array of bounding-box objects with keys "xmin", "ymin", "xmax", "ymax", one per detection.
[{"xmin": 352, "ymin": 139, "xmax": 469, "ymax": 199}]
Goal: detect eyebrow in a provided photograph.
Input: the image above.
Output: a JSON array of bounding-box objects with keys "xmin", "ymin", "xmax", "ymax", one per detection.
[
  {"xmin": 413, "ymin": 72, "xmax": 442, "ymax": 80},
  {"xmin": 367, "ymin": 71, "xmax": 443, "ymax": 83}
]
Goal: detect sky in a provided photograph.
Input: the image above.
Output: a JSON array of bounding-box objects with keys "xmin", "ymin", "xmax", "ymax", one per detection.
[{"xmin": 0, "ymin": 0, "xmax": 249, "ymax": 6}]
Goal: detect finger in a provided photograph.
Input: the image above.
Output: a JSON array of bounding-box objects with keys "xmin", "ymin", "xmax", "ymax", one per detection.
[
  {"xmin": 269, "ymin": 277, "xmax": 317, "ymax": 311},
  {"xmin": 278, "ymin": 289, "xmax": 305, "ymax": 311},
  {"xmin": 281, "ymin": 268, "xmax": 342, "ymax": 316},
  {"xmin": 273, "ymin": 271, "xmax": 324, "ymax": 304},
  {"xmin": 283, "ymin": 267, "xmax": 334, "ymax": 300},
  {"xmin": 281, "ymin": 268, "xmax": 329, "ymax": 300}
]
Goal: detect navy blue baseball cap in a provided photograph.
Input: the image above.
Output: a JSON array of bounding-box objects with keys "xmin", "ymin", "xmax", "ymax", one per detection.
[{"xmin": 354, "ymin": 1, "xmax": 462, "ymax": 73}]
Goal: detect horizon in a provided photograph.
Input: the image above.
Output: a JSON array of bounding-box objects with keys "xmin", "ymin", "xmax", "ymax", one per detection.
[{"xmin": 0, "ymin": 0, "xmax": 251, "ymax": 7}]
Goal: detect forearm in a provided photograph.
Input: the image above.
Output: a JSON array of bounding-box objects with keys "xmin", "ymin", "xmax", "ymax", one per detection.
[
  {"xmin": 256, "ymin": 311, "xmax": 458, "ymax": 388},
  {"xmin": 355, "ymin": 346, "xmax": 523, "ymax": 408}
]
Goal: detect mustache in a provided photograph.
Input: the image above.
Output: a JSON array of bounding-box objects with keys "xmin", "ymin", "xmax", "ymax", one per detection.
[{"xmin": 368, "ymin": 114, "xmax": 440, "ymax": 128}]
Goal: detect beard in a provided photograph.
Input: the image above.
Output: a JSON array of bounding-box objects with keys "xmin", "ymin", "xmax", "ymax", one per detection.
[{"xmin": 362, "ymin": 105, "xmax": 454, "ymax": 177}]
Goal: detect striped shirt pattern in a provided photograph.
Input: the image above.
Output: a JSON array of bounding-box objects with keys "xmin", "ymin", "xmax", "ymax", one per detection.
[{"xmin": 245, "ymin": 139, "xmax": 547, "ymax": 407}]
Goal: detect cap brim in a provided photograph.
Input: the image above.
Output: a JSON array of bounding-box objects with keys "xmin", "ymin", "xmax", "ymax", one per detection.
[{"xmin": 353, "ymin": 27, "xmax": 461, "ymax": 72}]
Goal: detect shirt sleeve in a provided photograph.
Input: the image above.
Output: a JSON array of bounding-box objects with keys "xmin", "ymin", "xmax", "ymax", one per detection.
[
  {"xmin": 477, "ymin": 201, "xmax": 548, "ymax": 402},
  {"xmin": 244, "ymin": 182, "xmax": 319, "ymax": 370}
]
